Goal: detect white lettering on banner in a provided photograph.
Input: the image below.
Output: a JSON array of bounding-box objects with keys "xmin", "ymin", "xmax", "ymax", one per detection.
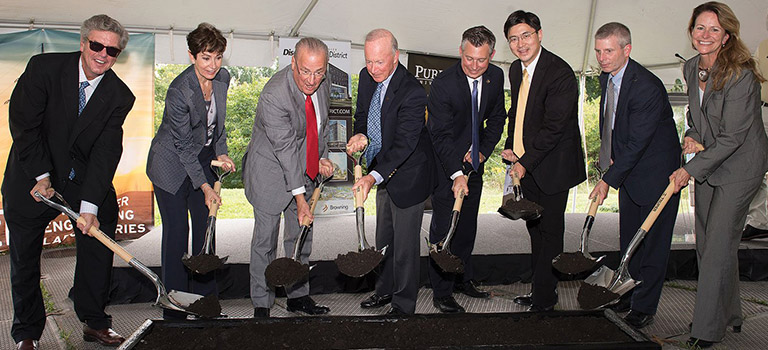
[
  {"xmin": 117, "ymin": 196, "xmax": 130, "ymax": 207},
  {"xmin": 45, "ymin": 219, "xmax": 73, "ymax": 233},
  {"xmin": 118, "ymin": 210, "xmax": 135, "ymax": 220},
  {"xmin": 414, "ymin": 65, "xmax": 442, "ymax": 80},
  {"xmin": 115, "ymin": 224, "xmax": 147, "ymax": 235}
]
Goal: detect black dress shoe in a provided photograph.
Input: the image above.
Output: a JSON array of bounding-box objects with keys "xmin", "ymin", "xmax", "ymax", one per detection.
[
  {"xmin": 742, "ymin": 224, "xmax": 768, "ymax": 241},
  {"xmin": 433, "ymin": 296, "xmax": 465, "ymax": 313},
  {"xmin": 528, "ymin": 304, "xmax": 555, "ymax": 312},
  {"xmin": 286, "ymin": 296, "xmax": 330, "ymax": 315},
  {"xmin": 83, "ymin": 326, "xmax": 125, "ymax": 347},
  {"xmin": 624, "ymin": 310, "xmax": 654, "ymax": 329},
  {"xmin": 514, "ymin": 293, "xmax": 533, "ymax": 306},
  {"xmin": 387, "ymin": 307, "xmax": 406, "ymax": 315},
  {"xmin": 454, "ymin": 280, "xmax": 490, "ymax": 299},
  {"xmin": 16, "ymin": 339, "xmax": 38, "ymax": 350},
  {"xmin": 607, "ymin": 296, "xmax": 631, "ymax": 313},
  {"xmin": 254, "ymin": 307, "xmax": 270, "ymax": 318},
  {"xmin": 360, "ymin": 293, "xmax": 392, "ymax": 308},
  {"xmin": 733, "ymin": 325, "xmax": 742, "ymax": 333},
  {"xmin": 685, "ymin": 337, "xmax": 714, "ymax": 349}
]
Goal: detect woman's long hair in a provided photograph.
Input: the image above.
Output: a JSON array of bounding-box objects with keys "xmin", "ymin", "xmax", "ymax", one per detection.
[{"xmin": 688, "ymin": 2, "xmax": 765, "ymax": 90}]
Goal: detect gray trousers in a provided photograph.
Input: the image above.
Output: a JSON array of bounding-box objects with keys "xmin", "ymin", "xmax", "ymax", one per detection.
[
  {"xmin": 374, "ymin": 187, "xmax": 425, "ymax": 314},
  {"xmin": 249, "ymin": 187, "xmax": 314, "ymax": 308},
  {"xmin": 746, "ymin": 105, "xmax": 768, "ymax": 230},
  {"xmin": 691, "ymin": 175, "xmax": 763, "ymax": 341}
]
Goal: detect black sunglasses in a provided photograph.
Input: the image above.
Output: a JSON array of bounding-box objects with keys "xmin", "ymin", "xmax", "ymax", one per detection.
[{"xmin": 88, "ymin": 39, "xmax": 122, "ymax": 57}]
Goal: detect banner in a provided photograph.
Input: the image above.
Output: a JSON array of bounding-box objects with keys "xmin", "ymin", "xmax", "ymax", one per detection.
[
  {"xmin": 407, "ymin": 53, "xmax": 458, "ymax": 96},
  {"xmin": 0, "ymin": 29, "xmax": 155, "ymax": 251},
  {"xmin": 278, "ymin": 38, "xmax": 354, "ymax": 215}
]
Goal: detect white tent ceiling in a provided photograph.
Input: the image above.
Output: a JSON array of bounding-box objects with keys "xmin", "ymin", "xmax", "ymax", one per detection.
[{"xmin": 2, "ymin": 0, "xmax": 767, "ymax": 85}]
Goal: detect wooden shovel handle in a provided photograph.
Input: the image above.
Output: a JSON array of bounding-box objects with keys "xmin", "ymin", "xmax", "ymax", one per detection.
[
  {"xmin": 299, "ymin": 185, "xmax": 323, "ymax": 226},
  {"xmin": 587, "ymin": 196, "xmax": 600, "ymax": 217},
  {"xmin": 77, "ymin": 216, "xmax": 133, "ymax": 262},
  {"xmin": 354, "ymin": 164, "xmax": 364, "ymax": 209},
  {"xmin": 639, "ymin": 181, "xmax": 675, "ymax": 232},
  {"xmin": 453, "ymin": 175, "xmax": 468, "ymax": 211},
  {"xmin": 208, "ymin": 181, "xmax": 222, "ymax": 216},
  {"xmin": 210, "ymin": 160, "xmax": 226, "ymax": 167},
  {"xmin": 512, "ymin": 171, "xmax": 521, "ymax": 186}
]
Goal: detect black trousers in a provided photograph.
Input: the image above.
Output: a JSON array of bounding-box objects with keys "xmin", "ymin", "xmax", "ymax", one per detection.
[
  {"xmin": 428, "ymin": 174, "xmax": 483, "ymax": 298},
  {"xmin": 5, "ymin": 183, "xmax": 117, "ymax": 343},
  {"xmin": 521, "ymin": 176, "xmax": 569, "ymax": 308}
]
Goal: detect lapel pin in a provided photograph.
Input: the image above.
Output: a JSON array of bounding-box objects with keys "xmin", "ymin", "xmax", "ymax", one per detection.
[{"xmin": 486, "ymin": 79, "xmax": 490, "ymax": 84}]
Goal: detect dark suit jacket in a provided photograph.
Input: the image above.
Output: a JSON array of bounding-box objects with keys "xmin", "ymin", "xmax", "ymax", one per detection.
[
  {"xmin": 2, "ymin": 52, "xmax": 135, "ymax": 217},
  {"xmin": 427, "ymin": 61, "xmax": 506, "ymax": 182},
  {"xmin": 147, "ymin": 64, "xmax": 230, "ymax": 194},
  {"xmin": 354, "ymin": 63, "xmax": 434, "ymax": 208},
  {"xmin": 504, "ymin": 48, "xmax": 585, "ymax": 194},
  {"xmin": 600, "ymin": 59, "xmax": 681, "ymax": 205}
]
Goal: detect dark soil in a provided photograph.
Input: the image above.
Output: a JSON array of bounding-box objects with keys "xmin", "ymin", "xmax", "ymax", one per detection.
[
  {"xmin": 498, "ymin": 198, "xmax": 543, "ymax": 221},
  {"xmin": 184, "ymin": 294, "xmax": 222, "ymax": 319},
  {"xmin": 335, "ymin": 248, "xmax": 384, "ymax": 277},
  {"xmin": 182, "ymin": 254, "xmax": 226, "ymax": 275},
  {"xmin": 264, "ymin": 258, "xmax": 308, "ymax": 288},
  {"xmin": 578, "ymin": 282, "xmax": 620, "ymax": 310},
  {"xmin": 552, "ymin": 253, "xmax": 598, "ymax": 275},
  {"xmin": 430, "ymin": 249, "xmax": 464, "ymax": 274},
  {"xmin": 132, "ymin": 312, "xmax": 640, "ymax": 350}
]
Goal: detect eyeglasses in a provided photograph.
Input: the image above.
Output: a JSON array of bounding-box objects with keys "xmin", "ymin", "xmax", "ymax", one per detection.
[
  {"xmin": 298, "ymin": 69, "xmax": 326, "ymax": 79},
  {"xmin": 507, "ymin": 31, "xmax": 537, "ymax": 45},
  {"xmin": 88, "ymin": 39, "xmax": 122, "ymax": 57}
]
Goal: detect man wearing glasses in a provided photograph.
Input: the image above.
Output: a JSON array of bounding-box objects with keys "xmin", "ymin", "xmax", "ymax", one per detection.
[
  {"xmin": 243, "ymin": 37, "xmax": 334, "ymax": 318},
  {"xmin": 2, "ymin": 15, "xmax": 135, "ymax": 349},
  {"xmin": 500, "ymin": 10, "xmax": 586, "ymax": 312}
]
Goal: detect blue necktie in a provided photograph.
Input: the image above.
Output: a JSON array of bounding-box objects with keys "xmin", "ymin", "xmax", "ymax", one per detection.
[
  {"xmin": 78, "ymin": 81, "xmax": 89, "ymax": 116},
  {"xmin": 365, "ymin": 83, "xmax": 383, "ymax": 163},
  {"xmin": 471, "ymin": 80, "xmax": 480, "ymax": 171}
]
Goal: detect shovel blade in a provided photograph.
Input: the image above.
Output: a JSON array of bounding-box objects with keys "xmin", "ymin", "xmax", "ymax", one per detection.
[{"xmin": 584, "ymin": 265, "xmax": 616, "ymax": 288}]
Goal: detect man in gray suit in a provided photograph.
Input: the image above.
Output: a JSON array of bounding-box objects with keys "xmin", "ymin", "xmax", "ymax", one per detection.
[{"xmin": 243, "ymin": 37, "xmax": 334, "ymax": 318}]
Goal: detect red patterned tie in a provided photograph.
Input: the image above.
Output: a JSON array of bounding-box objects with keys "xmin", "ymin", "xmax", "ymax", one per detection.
[{"xmin": 305, "ymin": 95, "xmax": 319, "ymax": 180}]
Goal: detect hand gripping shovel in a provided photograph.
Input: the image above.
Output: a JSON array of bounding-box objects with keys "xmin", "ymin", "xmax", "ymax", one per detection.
[
  {"xmin": 552, "ymin": 197, "xmax": 606, "ymax": 275},
  {"xmin": 427, "ymin": 172, "xmax": 473, "ymax": 274},
  {"xmin": 498, "ymin": 170, "xmax": 543, "ymax": 221},
  {"xmin": 335, "ymin": 149, "xmax": 387, "ymax": 277},
  {"xmin": 35, "ymin": 191, "xmax": 221, "ymax": 318},
  {"xmin": 577, "ymin": 181, "xmax": 676, "ymax": 309},
  {"xmin": 264, "ymin": 174, "xmax": 329, "ymax": 288},
  {"xmin": 182, "ymin": 160, "xmax": 231, "ymax": 274}
]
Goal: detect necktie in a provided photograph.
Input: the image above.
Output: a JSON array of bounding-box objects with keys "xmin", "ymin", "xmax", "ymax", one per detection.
[
  {"xmin": 305, "ymin": 95, "xmax": 319, "ymax": 180},
  {"xmin": 366, "ymin": 83, "xmax": 384, "ymax": 162},
  {"xmin": 513, "ymin": 69, "xmax": 530, "ymax": 157},
  {"xmin": 471, "ymin": 79, "xmax": 480, "ymax": 171},
  {"xmin": 599, "ymin": 78, "xmax": 615, "ymax": 172},
  {"xmin": 78, "ymin": 81, "xmax": 89, "ymax": 115}
]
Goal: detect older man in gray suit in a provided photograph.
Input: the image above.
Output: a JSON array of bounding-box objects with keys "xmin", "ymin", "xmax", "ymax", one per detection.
[{"xmin": 243, "ymin": 37, "xmax": 334, "ymax": 318}]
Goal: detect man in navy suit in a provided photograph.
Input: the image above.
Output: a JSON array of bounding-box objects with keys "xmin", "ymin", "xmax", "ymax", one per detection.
[
  {"xmin": 348, "ymin": 28, "xmax": 435, "ymax": 315},
  {"xmin": 501, "ymin": 10, "xmax": 586, "ymax": 312},
  {"xmin": 426, "ymin": 26, "xmax": 506, "ymax": 313},
  {"xmin": 589, "ymin": 22, "xmax": 681, "ymax": 328}
]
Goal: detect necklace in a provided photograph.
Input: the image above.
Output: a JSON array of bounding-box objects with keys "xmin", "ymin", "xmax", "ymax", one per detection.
[{"xmin": 697, "ymin": 66, "xmax": 711, "ymax": 82}]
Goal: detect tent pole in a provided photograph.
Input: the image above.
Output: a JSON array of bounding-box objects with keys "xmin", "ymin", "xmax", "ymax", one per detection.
[{"xmin": 289, "ymin": 0, "xmax": 319, "ymax": 37}]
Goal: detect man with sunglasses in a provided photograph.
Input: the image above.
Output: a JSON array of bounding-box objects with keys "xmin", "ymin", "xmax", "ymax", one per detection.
[
  {"xmin": 242, "ymin": 37, "xmax": 334, "ymax": 318},
  {"xmin": 2, "ymin": 14, "xmax": 134, "ymax": 349}
]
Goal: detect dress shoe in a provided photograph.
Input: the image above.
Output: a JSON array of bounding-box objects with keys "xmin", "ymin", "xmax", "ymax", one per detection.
[
  {"xmin": 454, "ymin": 280, "xmax": 490, "ymax": 299},
  {"xmin": 254, "ymin": 307, "xmax": 270, "ymax": 318},
  {"xmin": 360, "ymin": 293, "xmax": 392, "ymax": 308},
  {"xmin": 528, "ymin": 304, "xmax": 555, "ymax": 312},
  {"xmin": 733, "ymin": 325, "xmax": 742, "ymax": 333},
  {"xmin": 513, "ymin": 293, "xmax": 533, "ymax": 307},
  {"xmin": 387, "ymin": 307, "xmax": 406, "ymax": 315},
  {"xmin": 607, "ymin": 296, "xmax": 631, "ymax": 313},
  {"xmin": 624, "ymin": 310, "xmax": 654, "ymax": 329},
  {"xmin": 16, "ymin": 339, "xmax": 38, "ymax": 350},
  {"xmin": 286, "ymin": 296, "xmax": 330, "ymax": 315},
  {"xmin": 742, "ymin": 224, "xmax": 768, "ymax": 241},
  {"xmin": 685, "ymin": 337, "xmax": 714, "ymax": 349},
  {"xmin": 83, "ymin": 326, "xmax": 125, "ymax": 347},
  {"xmin": 433, "ymin": 296, "xmax": 465, "ymax": 313}
]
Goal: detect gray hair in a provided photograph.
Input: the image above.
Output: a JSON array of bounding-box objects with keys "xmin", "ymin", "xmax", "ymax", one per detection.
[
  {"xmin": 365, "ymin": 28, "xmax": 398, "ymax": 55},
  {"xmin": 595, "ymin": 22, "xmax": 631, "ymax": 48},
  {"xmin": 295, "ymin": 37, "xmax": 329, "ymax": 63},
  {"xmin": 80, "ymin": 14, "xmax": 129, "ymax": 50}
]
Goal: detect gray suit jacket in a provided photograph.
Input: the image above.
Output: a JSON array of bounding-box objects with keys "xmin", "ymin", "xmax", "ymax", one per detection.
[
  {"xmin": 147, "ymin": 65, "xmax": 230, "ymax": 194},
  {"xmin": 243, "ymin": 65, "xmax": 330, "ymax": 215},
  {"xmin": 683, "ymin": 56, "xmax": 768, "ymax": 185}
]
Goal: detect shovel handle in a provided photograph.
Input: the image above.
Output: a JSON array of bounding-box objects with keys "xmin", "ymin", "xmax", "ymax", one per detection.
[
  {"xmin": 587, "ymin": 196, "xmax": 600, "ymax": 217},
  {"xmin": 299, "ymin": 185, "xmax": 323, "ymax": 226},
  {"xmin": 512, "ymin": 170, "xmax": 521, "ymax": 186},
  {"xmin": 639, "ymin": 181, "xmax": 675, "ymax": 232},
  {"xmin": 210, "ymin": 160, "xmax": 226, "ymax": 168},
  {"xmin": 453, "ymin": 175, "xmax": 467, "ymax": 211},
  {"xmin": 354, "ymin": 164, "xmax": 364, "ymax": 209},
  {"xmin": 208, "ymin": 181, "xmax": 222, "ymax": 216},
  {"xmin": 76, "ymin": 217, "xmax": 134, "ymax": 262}
]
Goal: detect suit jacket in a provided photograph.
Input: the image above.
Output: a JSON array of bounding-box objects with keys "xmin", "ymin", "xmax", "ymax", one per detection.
[
  {"xmin": 599, "ymin": 59, "xmax": 681, "ymax": 205},
  {"xmin": 354, "ymin": 63, "xmax": 434, "ymax": 208},
  {"xmin": 427, "ymin": 61, "xmax": 506, "ymax": 183},
  {"xmin": 147, "ymin": 65, "xmax": 230, "ymax": 194},
  {"xmin": 504, "ymin": 48, "xmax": 585, "ymax": 194},
  {"xmin": 2, "ymin": 52, "xmax": 135, "ymax": 217},
  {"xmin": 683, "ymin": 56, "xmax": 768, "ymax": 185},
  {"xmin": 243, "ymin": 65, "xmax": 330, "ymax": 215}
]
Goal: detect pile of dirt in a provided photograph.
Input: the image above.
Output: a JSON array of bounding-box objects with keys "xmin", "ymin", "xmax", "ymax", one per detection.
[
  {"xmin": 182, "ymin": 254, "xmax": 225, "ymax": 275},
  {"xmin": 552, "ymin": 253, "xmax": 598, "ymax": 275},
  {"xmin": 335, "ymin": 248, "xmax": 383, "ymax": 277},
  {"xmin": 264, "ymin": 258, "xmax": 308, "ymax": 288},
  {"xmin": 429, "ymin": 249, "xmax": 464, "ymax": 274},
  {"xmin": 578, "ymin": 282, "xmax": 620, "ymax": 310}
]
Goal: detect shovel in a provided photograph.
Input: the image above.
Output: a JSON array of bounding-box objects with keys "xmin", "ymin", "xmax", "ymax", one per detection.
[
  {"xmin": 427, "ymin": 172, "xmax": 473, "ymax": 274},
  {"xmin": 498, "ymin": 170, "xmax": 543, "ymax": 221},
  {"xmin": 35, "ymin": 191, "xmax": 221, "ymax": 318},
  {"xmin": 182, "ymin": 160, "xmax": 231, "ymax": 274},
  {"xmin": 335, "ymin": 148, "xmax": 387, "ymax": 277},
  {"xmin": 577, "ymin": 180, "xmax": 676, "ymax": 310},
  {"xmin": 264, "ymin": 174, "xmax": 329, "ymax": 288},
  {"xmin": 552, "ymin": 197, "xmax": 605, "ymax": 275}
]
